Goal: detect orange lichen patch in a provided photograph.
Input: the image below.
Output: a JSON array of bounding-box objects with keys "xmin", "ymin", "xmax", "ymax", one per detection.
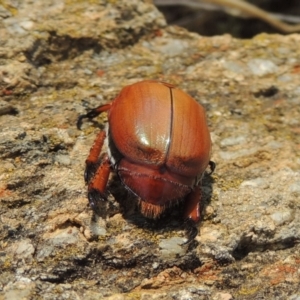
[
  {"xmin": 138, "ymin": 264, "xmax": 222, "ymax": 292},
  {"xmin": 154, "ymin": 29, "xmax": 163, "ymax": 37},
  {"xmin": 96, "ymin": 69, "xmax": 105, "ymax": 77},
  {"xmin": 291, "ymin": 64, "xmax": 300, "ymax": 74},
  {"xmin": 0, "ymin": 185, "xmax": 12, "ymax": 198},
  {"xmin": 194, "ymin": 262, "xmax": 222, "ymax": 282},
  {"xmin": 140, "ymin": 266, "xmax": 189, "ymax": 289},
  {"xmin": 290, "ymin": 127, "xmax": 300, "ymax": 134},
  {"xmin": 260, "ymin": 261, "xmax": 299, "ymax": 286},
  {"xmin": 1, "ymin": 89, "xmax": 13, "ymax": 96}
]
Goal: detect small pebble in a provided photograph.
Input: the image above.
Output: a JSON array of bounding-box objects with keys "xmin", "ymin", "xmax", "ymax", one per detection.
[
  {"xmin": 289, "ymin": 182, "xmax": 300, "ymax": 195},
  {"xmin": 270, "ymin": 209, "xmax": 293, "ymax": 226},
  {"xmin": 247, "ymin": 58, "xmax": 278, "ymax": 76}
]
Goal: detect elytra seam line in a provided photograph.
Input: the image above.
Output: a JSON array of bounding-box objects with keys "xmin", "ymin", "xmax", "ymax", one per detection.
[{"xmin": 164, "ymin": 87, "xmax": 173, "ymax": 164}]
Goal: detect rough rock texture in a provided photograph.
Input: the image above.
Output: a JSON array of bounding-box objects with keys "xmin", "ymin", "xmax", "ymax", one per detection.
[{"xmin": 1, "ymin": 1, "xmax": 300, "ymax": 299}]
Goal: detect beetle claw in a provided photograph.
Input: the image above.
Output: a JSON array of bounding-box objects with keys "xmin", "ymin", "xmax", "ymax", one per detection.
[
  {"xmin": 76, "ymin": 115, "xmax": 85, "ymax": 130},
  {"xmin": 88, "ymin": 188, "xmax": 107, "ymax": 215},
  {"xmin": 88, "ymin": 188, "xmax": 107, "ymax": 202},
  {"xmin": 208, "ymin": 161, "xmax": 216, "ymax": 175},
  {"xmin": 182, "ymin": 218, "xmax": 198, "ymax": 245}
]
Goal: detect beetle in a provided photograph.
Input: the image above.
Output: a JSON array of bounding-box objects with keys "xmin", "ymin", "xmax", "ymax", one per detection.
[{"xmin": 77, "ymin": 80, "xmax": 215, "ymax": 241}]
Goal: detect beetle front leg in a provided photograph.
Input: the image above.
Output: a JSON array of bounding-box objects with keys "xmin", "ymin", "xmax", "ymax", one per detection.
[
  {"xmin": 85, "ymin": 130, "xmax": 106, "ymax": 183},
  {"xmin": 183, "ymin": 186, "xmax": 201, "ymax": 244},
  {"xmin": 87, "ymin": 153, "xmax": 111, "ymax": 214}
]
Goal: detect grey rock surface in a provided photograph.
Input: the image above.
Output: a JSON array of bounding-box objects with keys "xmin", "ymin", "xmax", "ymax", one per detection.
[{"xmin": 1, "ymin": 0, "xmax": 300, "ymax": 299}]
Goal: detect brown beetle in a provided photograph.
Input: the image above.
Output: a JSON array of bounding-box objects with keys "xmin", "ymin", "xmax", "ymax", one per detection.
[{"xmin": 77, "ymin": 80, "xmax": 214, "ymax": 241}]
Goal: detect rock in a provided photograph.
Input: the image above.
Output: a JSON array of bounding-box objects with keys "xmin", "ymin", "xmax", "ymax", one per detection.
[
  {"xmin": 8, "ymin": 239, "xmax": 35, "ymax": 260},
  {"xmin": 159, "ymin": 237, "xmax": 186, "ymax": 258},
  {"xmin": 247, "ymin": 58, "xmax": 278, "ymax": 76},
  {"xmin": 2, "ymin": 280, "xmax": 35, "ymax": 300}
]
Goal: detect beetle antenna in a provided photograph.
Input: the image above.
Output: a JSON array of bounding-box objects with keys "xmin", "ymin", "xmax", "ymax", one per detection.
[
  {"xmin": 77, "ymin": 110, "xmax": 100, "ymax": 129},
  {"xmin": 77, "ymin": 103, "xmax": 112, "ymax": 129}
]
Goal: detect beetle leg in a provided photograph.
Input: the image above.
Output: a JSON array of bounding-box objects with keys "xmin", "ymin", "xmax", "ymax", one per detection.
[
  {"xmin": 184, "ymin": 186, "xmax": 201, "ymax": 223},
  {"xmin": 208, "ymin": 160, "xmax": 216, "ymax": 175},
  {"xmin": 87, "ymin": 153, "xmax": 111, "ymax": 213},
  {"xmin": 85, "ymin": 130, "xmax": 106, "ymax": 183},
  {"xmin": 77, "ymin": 103, "xmax": 112, "ymax": 129},
  {"xmin": 182, "ymin": 186, "xmax": 201, "ymax": 244},
  {"xmin": 183, "ymin": 218, "xmax": 199, "ymax": 245}
]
